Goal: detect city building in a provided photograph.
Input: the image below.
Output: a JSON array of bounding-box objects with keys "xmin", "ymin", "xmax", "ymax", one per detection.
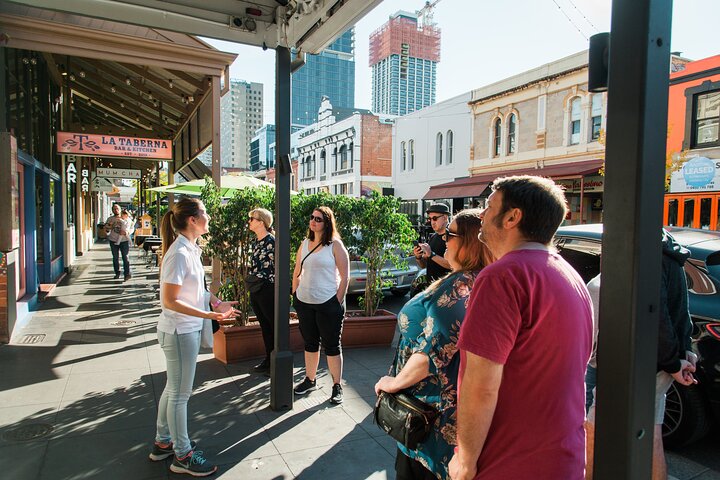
[
  {"xmin": 369, "ymin": 11, "xmax": 440, "ymax": 116},
  {"xmin": 249, "ymin": 124, "xmax": 276, "ymax": 171},
  {"xmin": 392, "ymin": 91, "xmax": 472, "ymax": 215},
  {"xmin": 292, "ymin": 28, "xmax": 355, "ymax": 128},
  {"xmin": 294, "ymin": 97, "xmax": 392, "ymax": 197},
  {"xmin": 666, "ymin": 54, "xmax": 720, "ymax": 231},
  {"xmin": 222, "ymin": 79, "xmax": 264, "ymax": 169}
]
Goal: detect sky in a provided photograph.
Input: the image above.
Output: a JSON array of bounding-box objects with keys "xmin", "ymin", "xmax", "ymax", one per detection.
[{"xmin": 205, "ymin": 0, "xmax": 720, "ymax": 126}]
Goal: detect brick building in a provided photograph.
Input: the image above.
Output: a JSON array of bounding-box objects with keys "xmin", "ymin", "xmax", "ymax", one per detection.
[{"xmin": 294, "ymin": 97, "xmax": 393, "ymax": 197}]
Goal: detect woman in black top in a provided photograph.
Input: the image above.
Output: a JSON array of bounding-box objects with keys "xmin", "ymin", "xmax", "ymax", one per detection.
[{"xmin": 247, "ymin": 208, "xmax": 275, "ymax": 373}]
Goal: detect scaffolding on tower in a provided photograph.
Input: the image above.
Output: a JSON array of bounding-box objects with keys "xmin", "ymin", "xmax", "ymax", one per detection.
[{"xmin": 368, "ymin": 7, "xmax": 441, "ymax": 68}]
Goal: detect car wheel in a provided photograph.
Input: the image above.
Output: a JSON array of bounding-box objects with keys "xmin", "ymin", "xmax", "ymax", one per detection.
[
  {"xmin": 390, "ymin": 288, "xmax": 409, "ymax": 297},
  {"xmin": 662, "ymin": 382, "xmax": 711, "ymax": 448}
]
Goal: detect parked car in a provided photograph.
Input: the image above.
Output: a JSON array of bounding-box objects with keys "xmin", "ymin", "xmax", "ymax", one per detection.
[
  {"xmin": 347, "ymin": 251, "xmax": 419, "ymax": 297},
  {"xmin": 553, "ymin": 224, "xmax": 720, "ymax": 447}
]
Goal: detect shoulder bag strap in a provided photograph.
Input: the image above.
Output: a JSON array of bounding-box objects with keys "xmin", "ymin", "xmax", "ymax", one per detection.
[{"xmin": 297, "ymin": 241, "xmax": 322, "ymax": 278}]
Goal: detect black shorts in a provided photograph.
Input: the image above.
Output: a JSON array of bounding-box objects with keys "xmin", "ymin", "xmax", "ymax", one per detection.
[
  {"xmin": 293, "ymin": 294, "xmax": 345, "ymax": 356},
  {"xmin": 395, "ymin": 448, "xmax": 438, "ymax": 480}
]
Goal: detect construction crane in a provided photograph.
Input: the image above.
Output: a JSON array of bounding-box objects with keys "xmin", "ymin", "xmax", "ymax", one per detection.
[{"xmin": 417, "ymin": 0, "xmax": 441, "ymax": 28}]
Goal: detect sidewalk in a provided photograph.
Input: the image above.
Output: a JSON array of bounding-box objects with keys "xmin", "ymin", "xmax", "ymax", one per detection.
[{"xmin": 1, "ymin": 243, "xmax": 397, "ymax": 479}]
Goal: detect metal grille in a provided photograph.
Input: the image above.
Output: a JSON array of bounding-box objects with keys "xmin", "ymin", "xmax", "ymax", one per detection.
[
  {"xmin": 2, "ymin": 423, "xmax": 54, "ymax": 442},
  {"xmin": 17, "ymin": 334, "xmax": 46, "ymax": 344}
]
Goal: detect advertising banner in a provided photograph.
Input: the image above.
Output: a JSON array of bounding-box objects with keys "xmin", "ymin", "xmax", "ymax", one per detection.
[
  {"xmin": 57, "ymin": 132, "xmax": 172, "ymax": 160},
  {"xmin": 670, "ymin": 156, "xmax": 720, "ymax": 193}
]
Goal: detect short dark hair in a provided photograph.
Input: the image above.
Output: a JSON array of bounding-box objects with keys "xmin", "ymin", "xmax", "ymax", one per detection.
[{"xmin": 491, "ymin": 175, "xmax": 568, "ymax": 244}]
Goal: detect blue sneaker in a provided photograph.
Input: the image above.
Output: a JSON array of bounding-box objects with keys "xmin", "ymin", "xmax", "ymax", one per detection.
[
  {"xmin": 148, "ymin": 440, "xmax": 196, "ymax": 461},
  {"xmin": 170, "ymin": 450, "xmax": 217, "ymax": 477}
]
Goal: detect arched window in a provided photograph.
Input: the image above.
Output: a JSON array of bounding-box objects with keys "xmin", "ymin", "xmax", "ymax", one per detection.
[
  {"xmin": 570, "ymin": 97, "xmax": 582, "ymax": 145},
  {"xmin": 339, "ymin": 144, "xmax": 348, "ymax": 170},
  {"xmin": 436, "ymin": 132, "xmax": 443, "ymax": 166},
  {"xmin": 332, "ymin": 147, "xmax": 338, "ymax": 171},
  {"xmin": 348, "ymin": 142, "xmax": 354, "ymax": 164},
  {"xmin": 409, "ymin": 140, "xmax": 415, "ymax": 170},
  {"xmin": 401, "ymin": 141, "xmax": 407, "ymax": 171},
  {"xmin": 493, "ymin": 118, "xmax": 502, "ymax": 157},
  {"xmin": 507, "ymin": 114, "xmax": 517, "ymax": 154},
  {"xmin": 590, "ymin": 94, "xmax": 603, "ymax": 140},
  {"xmin": 320, "ymin": 149, "xmax": 327, "ymax": 175},
  {"xmin": 446, "ymin": 130, "xmax": 454, "ymax": 164}
]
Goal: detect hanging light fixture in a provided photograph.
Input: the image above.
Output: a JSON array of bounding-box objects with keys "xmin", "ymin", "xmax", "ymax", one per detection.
[
  {"xmin": 79, "ymin": 70, "xmax": 86, "ymax": 78},
  {"xmin": 125, "ymin": 76, "xmax": 131, "ymax": 86},
  {"xmin": 148, "ymin": 91, "xmax": 153, "ymax": 100},
  {"xmin": 69, "ymin": 73, "xmax": 76, "ymax": 81},
  {"xmin": 110, "ymin": 85, "xmax": 116, "ymax": 93},
  {"xmin": 168, "ymin": 79, "xmax": 173, "ymax": 89},
  {"xmin": 120, "ymin": 101, "xmax": 125, "ymax": 108}
]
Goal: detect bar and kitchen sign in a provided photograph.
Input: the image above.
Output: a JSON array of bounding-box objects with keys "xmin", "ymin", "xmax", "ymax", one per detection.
[{"xmin": 56, "ymin": 132, "xmax": 172, "ymax": 160}]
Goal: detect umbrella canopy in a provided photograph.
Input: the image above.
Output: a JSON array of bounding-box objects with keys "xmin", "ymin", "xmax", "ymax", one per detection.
[{"xmin": 148, "ymin": 174, "xmax": 277, "ymax": 198}]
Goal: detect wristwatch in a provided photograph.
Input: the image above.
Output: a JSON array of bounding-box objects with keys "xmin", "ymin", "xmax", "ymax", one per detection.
[
  {"xmin": 428, "ymin": 251, "xmax": 435, "ymax": 259},
  {"xmin": 210, "ymin": 299, "xmax": 222, "ymax": 309}
]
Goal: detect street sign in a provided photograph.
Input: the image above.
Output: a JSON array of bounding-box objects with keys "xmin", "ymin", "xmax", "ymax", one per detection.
[
  {"xmin": 97, "ymin": 167, "xmax": 141, "ymax": 179},
  {"xmin": 91, "ymin": 174, "xmax": 114, "ymax": 193}
]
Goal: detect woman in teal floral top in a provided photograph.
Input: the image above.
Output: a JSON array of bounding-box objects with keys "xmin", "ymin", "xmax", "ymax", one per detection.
[{"xmin": 375, "ymin": 209, "xmax": 494, "ymax": 480}]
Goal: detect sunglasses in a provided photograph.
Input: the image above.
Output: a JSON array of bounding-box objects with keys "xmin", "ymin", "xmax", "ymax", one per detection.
[
  {"xmin": 441, "ymin": 229, "xmax": 460, "ymax": 242},
  {"xmin": 248, "ymin": 217, "xmax": 262, "ymax": 223},
  {"xmin": 309, "ymin": 214, "xmax": 324, "ymax": 223},
  {"xmin": 428, "ymin": 215, "xmax": 446, "ymax": 222}
]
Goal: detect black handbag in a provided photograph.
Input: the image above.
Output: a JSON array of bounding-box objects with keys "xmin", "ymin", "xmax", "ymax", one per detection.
[
  {"xmin": 244, "ymin": 274, "xmax": 267, "ymax": 294},
  {"xmin": 373, "ymin": 390, "xmax": 440, "ymax": 450}
]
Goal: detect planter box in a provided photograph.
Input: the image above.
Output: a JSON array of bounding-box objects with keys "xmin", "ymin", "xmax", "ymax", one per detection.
[
  {"xmin": 343, "ymin": 309, "xmax": 398, "ymax": 348},
  {"xmin": 212, "ymin": 310, "xmax": 398, "ymax": 364}
]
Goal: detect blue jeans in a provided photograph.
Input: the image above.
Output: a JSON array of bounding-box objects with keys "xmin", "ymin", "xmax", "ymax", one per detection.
[
  {"xmin": 585, "ymin": 364, "xmax": 597, "ymax": 413},
  {"xmin": 155, "ymin": 330, "xmax": 200, "ymax": 457},
  {"xmin": 110, "ymin": 240, "xmax": 130, "ymax": 276}
]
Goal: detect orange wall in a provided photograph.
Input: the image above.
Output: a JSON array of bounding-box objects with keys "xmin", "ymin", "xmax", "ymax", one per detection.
[{"xmin": 667, "ymin": 55, "xmax": 720, "ymax": 153}]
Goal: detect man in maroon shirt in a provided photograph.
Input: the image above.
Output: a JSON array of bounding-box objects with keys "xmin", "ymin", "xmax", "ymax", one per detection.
[{"xmin": 449, "ymin": 176, "xmax": 593, "ymax": 480}]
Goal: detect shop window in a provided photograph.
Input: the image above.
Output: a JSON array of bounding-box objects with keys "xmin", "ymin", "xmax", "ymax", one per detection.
[
  {"xmin": 569, "ymin": 97, "xmax": 582, "ymax": 145},
  {"xmin": 507, "ymin": 114, "xmax": 516, "ymax": 154},
  {"xmin": 667, "ymin": 199, "xmax": 678, "ymax": 226},
  {"xmin": 446, "ymin": 130, "xmax": 454, "ymax": 164},
  {"xmin": 493, "ymin": 118, "xmax": 502, "ymax": 157},
  {"xmin": 591, "ymin": 94, "xmax": 603, "ymax": 140},
  {"xmin": 700, "ymin": 197, "xmax": 712, "ymax": 230},
  {"xmin": 436, "ymin": 132, "xmax": 443, "ymax": 165},
  {"xmin": 692, "ymin": 90, "xmax": 720, "ymax": 148},
  {"xmin": 683, "ymin": 198, "xmax": 695, "ymax": 228}
]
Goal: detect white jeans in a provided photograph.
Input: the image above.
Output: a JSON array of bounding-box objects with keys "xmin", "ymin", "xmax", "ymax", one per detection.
[{"xmin": 155, "ymin": 330, "xmax": 200, "ymax": 457}]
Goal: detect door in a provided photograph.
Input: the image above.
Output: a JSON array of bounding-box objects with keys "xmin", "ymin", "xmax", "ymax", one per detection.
[{"xmin": 16, "ymin": 163, "xmax": 26, "ymax": 298}]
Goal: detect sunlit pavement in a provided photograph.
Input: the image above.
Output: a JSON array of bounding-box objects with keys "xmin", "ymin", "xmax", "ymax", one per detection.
[{"xmin": 0, "ymin": 242, "xmax": 717, "ymax": 479}]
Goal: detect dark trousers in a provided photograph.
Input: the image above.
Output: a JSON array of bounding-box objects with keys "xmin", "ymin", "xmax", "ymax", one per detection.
[
  {"xmin": 110, "ymin": 241, "xmax": 130, "ymax": 276},
  {"xmin": 293, "ymin": 294, "xmax": 344, "ymax": 356},
  {"xmin": 395, "ymin": 448, "xmax": 438, "ymax": 480},
  {"xmin": 249, "ymin": 283, "xmax": 275, "ymax": 358}
]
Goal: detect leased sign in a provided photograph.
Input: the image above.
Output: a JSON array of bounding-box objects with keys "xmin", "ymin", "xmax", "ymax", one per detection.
[
  {"xmin": 670, "ymin": 156, "xmax": 720, "ymax": 193},
  {"xmin": 56, "ymin": 132, "xmax": 172, "ymax": 160}
]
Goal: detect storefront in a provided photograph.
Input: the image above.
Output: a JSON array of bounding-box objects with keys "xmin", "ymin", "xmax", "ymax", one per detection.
[{"xmin": 665, "ymin": 155, "xmax": 720, "ymax": 231}]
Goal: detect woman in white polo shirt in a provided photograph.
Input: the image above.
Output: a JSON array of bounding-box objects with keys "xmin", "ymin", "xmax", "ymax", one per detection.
[{"xmin": 149, "ymin": 197, "xmax": 236, "ymax": 477}]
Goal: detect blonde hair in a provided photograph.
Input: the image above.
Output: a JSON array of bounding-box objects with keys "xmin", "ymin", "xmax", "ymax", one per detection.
[{"xmin": 249, "ymin": 208, "xmax": 274, "ymax": 233}]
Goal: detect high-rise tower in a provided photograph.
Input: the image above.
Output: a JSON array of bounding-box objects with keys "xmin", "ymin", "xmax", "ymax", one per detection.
[
  {"xmin": 369, "ymin": 11, "xmax": 440, "ymax": 116},
  {"xmin": 292, "ymin": 28, "xmax": 355, "ymax": 128}
]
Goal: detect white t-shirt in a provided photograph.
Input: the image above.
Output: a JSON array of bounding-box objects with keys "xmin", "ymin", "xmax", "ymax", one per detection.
[
  {"xmin": 157, "ymin": 234, "xmax": 206, "ymax": 334},
  {"xmin": 296, "ymin": 239, "xmax": 340, "ymax": 304}
]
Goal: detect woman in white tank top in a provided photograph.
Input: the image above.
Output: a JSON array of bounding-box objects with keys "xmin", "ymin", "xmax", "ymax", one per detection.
[{"xmin": 291, "ymin": 207, "xmax": 350, "ymax": 404}]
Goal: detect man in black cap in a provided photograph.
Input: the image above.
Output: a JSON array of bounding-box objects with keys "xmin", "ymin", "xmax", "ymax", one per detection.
[{"xmin": 414, "ymin": 203, "xmax": 452, "ymax": 282}]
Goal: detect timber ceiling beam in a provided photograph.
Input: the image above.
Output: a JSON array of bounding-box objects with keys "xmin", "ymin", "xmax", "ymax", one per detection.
[{"xmin": 120, "ymin": 63, "xmax": 200, "ymax": 105}]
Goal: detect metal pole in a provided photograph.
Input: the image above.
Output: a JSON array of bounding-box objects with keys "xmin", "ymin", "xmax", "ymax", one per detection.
[
  {"xmin": 594, "ymin": 1, "xmax": 672, "ymax": 478},
  {"xmin": 0, "ymin": 47, "xmax": 7, "ymax": 132},
  {"xmin": 270, "ymin": 45, "xmax": 293, "ymax": 411},
  {"xmin": 210, "ymin": 75, "xmax": 222, "ymax": 292}
]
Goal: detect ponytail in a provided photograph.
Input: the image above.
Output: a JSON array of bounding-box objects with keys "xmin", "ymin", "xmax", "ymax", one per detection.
[{"xmin": 160, "ymin": 197, "xmax": 203, "ymax": 266}]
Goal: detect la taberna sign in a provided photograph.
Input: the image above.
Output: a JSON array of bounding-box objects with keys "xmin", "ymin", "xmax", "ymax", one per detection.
[
  {"xmin": 56, "ymin": 132, "xmax": 172, "ymax": 160},
  {"xmin": 670, "ymin": 156, "xmax": 720, "ymax": 193}
]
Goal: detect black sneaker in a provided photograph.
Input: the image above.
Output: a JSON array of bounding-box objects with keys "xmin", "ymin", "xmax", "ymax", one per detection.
[
  {"xmin": 330, "ymin": 383, "xmax": 343, "ymax": 404},
  {"xmin": 252, "ymin": 357, "xmax": 270, "ymax": 374},
  {"xmin": 124, "ymin": 274, "xmax": 132, "ymax": 281},
  {"xmin": 169, "ymin": 450, "xmax": 217, "ymax": 477},
  {"xmin": 149, "ymin": 440, "xmax": 196, "ymax": 461},
  {"xmin": 293, "ymin": 377, "xmax": 317, "ymax": 395},
  {"xmin": 114, "ymin": 273, "xmax": 121, "ymax": 279}
]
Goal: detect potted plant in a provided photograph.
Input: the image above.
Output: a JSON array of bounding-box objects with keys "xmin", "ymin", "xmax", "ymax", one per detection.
[
  {"xmin": 200, "ymin": 178, "xmax": 306, "ymax": 363},
  {"xmin": 344, "ymin": 192, "xmax": 415, "ymax": 347}
]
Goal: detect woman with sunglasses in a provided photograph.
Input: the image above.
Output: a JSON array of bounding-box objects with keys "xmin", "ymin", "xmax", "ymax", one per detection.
[
  {"xmin": 374, "ymin": 209, "xmax": 494, "ymax": 480},
  {"xmin": 247, "ymin": 208, "xmax": 275, "ymax": 374},
  {"xmin": 292, "ymin": 206, "xmax": 350, "ymax": 404}
]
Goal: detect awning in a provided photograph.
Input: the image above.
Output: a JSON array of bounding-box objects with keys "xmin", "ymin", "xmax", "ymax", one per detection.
[{"xmin": 423, "ymin": 159, "xmax": 604, "ymax": 200}]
